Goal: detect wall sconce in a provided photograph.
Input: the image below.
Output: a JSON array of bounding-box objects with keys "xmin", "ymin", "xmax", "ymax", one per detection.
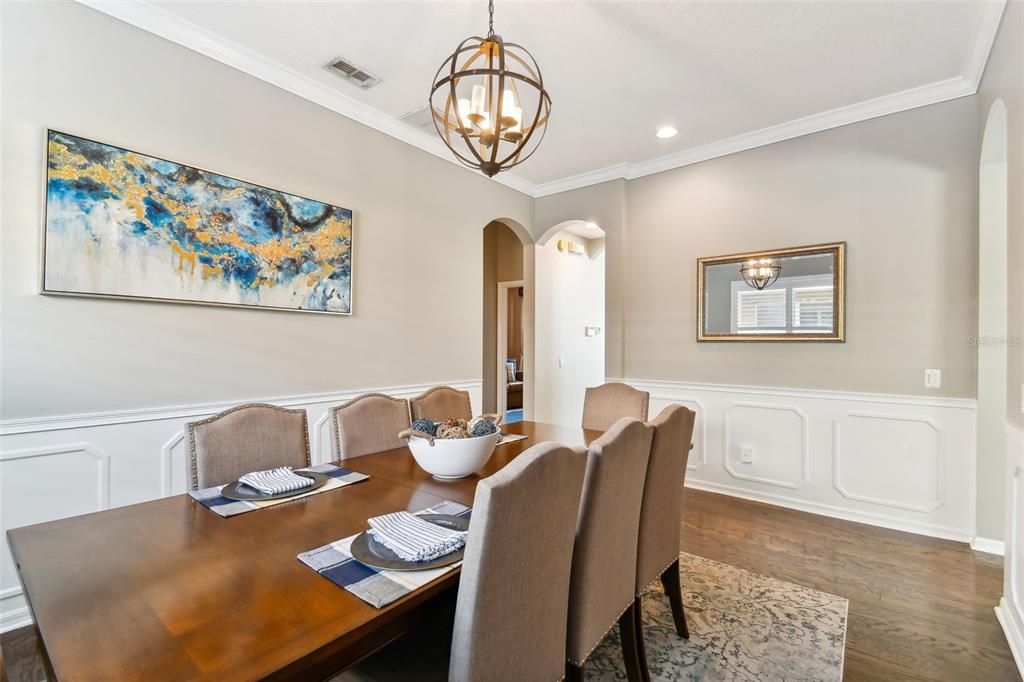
[{"xmin": 557, "ymin": 239, "xmax": 583, "ymax": 256}]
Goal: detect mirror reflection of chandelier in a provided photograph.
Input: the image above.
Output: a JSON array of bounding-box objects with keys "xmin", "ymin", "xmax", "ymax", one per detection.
[
  {"xmin": 740, "ymin": 258, "xmax": 782, "ymax": 290},
  {"xmin": 429, "ymin": 0, "xmax": 551, "ymax": 177}
]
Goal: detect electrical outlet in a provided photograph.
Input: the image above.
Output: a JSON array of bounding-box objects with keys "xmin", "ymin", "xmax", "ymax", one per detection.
[
  {"xmin": 924, "ymin": 369, "xmax": 941, "ymax": 389},
  {"xmin": 740, "ymin": 445, "xmax": 754, "ymax": 464},
  {"xmin": 558, "ymin": 357, "xmax": 565, "ymax": 368}
]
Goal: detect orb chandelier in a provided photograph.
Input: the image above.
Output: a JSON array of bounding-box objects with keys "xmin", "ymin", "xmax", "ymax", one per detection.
[
  {"xmin": 429, "ymin": 0, "xmax": 551, "ymax": 177},
  {"xmin": 740, "ymin": 258, "xmax": 782, "ymax": 290}
]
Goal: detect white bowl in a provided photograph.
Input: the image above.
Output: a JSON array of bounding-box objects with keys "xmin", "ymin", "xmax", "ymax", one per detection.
[{"xmin": 407, "ymin": 432, "xmax": 500, "ymax": 480}]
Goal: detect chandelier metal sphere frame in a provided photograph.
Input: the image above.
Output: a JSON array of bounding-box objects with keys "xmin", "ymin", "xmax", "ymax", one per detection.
[{"xmin": 429, "ymin": 0, "xmax": 552, "ymax": 177}]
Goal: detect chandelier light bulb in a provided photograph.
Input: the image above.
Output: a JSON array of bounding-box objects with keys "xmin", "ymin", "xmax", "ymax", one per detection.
[
  {"xmin": 457, "ymin": 98, "xmax": 473, "ymax": 129},
  {"xmin": 470, "ymin": 85, "xmax": 487, "ymax": 122},
  {"xmin": 500, "ymin": 89, "xmax": 518, "ymax": 126}
]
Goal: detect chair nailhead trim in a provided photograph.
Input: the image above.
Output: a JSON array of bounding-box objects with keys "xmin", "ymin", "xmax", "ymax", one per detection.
[
  {"xmin": 567, "ymin": 599, "xmax": 636, "ymax": 666},
  {"xmin": 636, "ymin": 554, "xmax": 680, "ymax": 597}
]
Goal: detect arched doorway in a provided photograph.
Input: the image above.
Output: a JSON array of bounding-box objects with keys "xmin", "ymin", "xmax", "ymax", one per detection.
[
  {"xmin": 977, "ymin": 99, "xmax": 1008, "ymax": 548},
  {"xmin": 534, "ymin": 220, "xmax": 606, "ymax": 425},
  {"xmin": 482, "ymin": 219, "xmax": 532, "ymax": 422}
]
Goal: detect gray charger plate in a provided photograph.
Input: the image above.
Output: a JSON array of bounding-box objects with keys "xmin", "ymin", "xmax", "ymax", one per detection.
[
  {"xmin": 221, "ymin": 471, "xmax": 328, "ymax": 501},
  {"xmin": 350, "ymin": 514, "xmax": 469, "ymax": 572}
]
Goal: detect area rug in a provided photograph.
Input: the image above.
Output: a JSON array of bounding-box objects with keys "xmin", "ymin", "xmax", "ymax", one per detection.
[{"xmin": 587, "ymin": 553, "xmax": 848, "ymax": 681}]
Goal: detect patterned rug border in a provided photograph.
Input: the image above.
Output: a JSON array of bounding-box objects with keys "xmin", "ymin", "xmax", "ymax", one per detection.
[{"xmin": 589, "ymin": 551, "xmax": 850, "ymax": 681}]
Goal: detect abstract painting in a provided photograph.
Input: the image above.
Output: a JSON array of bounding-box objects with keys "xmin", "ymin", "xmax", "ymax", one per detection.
[{"xmin": 43, "ymin": 130, "xmax": 353, "ymax": 314}]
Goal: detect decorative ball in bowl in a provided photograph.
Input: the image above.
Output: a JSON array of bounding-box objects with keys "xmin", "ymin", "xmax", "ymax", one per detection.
[{"xmin": 400, "ymin": 415, "xmax": 502, "ymax": 480}]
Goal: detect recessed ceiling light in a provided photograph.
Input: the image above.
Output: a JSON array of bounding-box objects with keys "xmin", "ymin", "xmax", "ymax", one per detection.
[
  {"xmin": 585, "ymin": 222, "xmax": 599, "ymax": 231},
  {"xmin": 656, "ymin": 126, "xmax": 678, "ymax": 139}
]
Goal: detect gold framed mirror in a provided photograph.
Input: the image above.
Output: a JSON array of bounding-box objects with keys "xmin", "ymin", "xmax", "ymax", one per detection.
[{"xmin": 697, "ymin": 242, "xmax": 845, "ymax": 342}]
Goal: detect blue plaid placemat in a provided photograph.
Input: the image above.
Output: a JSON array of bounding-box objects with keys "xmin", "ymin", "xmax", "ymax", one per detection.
[
  {"xmin": 189, "ymin": 463, "xmax": 369, "ymax": 518},
  {"xmin": 298, "ymin": 500, "xmax": 471, "ymax": 608}
]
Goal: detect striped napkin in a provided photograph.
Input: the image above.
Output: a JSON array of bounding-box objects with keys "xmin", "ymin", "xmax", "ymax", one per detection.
[
  {"xmin": 239, "ymin": 466, "xmax": 315, "ymax": 495},
  {"xmin": 498, "ymin": 432, "xmax": 528, "ymax": 445},
  {"xmin": 367, "ymin": 511, "xmax": 468, "ymax": 562},
  {"xmin": 190, "ymin": 463, "xmax": 369, "ymax": 518},
  {"xmin": 298, "ymin": 500, "xmax": 471, "ymax": 608}
]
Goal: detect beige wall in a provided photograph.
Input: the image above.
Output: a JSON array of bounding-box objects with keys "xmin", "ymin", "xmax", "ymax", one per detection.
[
  {"xmin": 481, "ymin": 222, "xmax": 524, "ymax": 413},
  {"xmin": 625, "ymin": 98, "xmax": 979, "ymax": 397},
  {"xmin": 0, "ymin": 2, "xmax": 995, "ymax": 413},
  {"xmin": 978, "ymin": 0, "xmax": 1024, "ymax": 429},
  {"xmin": 0, "ymin": 1, "xmax": 533, "ymax": 420}
]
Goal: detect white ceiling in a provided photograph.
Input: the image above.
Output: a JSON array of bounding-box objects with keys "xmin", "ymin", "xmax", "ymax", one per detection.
[{"xmin": 81, "ymin": 1, "xmax": 1004, "ymax": 197}]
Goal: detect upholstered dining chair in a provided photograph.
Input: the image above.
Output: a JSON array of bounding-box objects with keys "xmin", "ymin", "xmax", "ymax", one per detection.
[
  {"xmin": 332, "ymin": 441, "xmax": 589, "ymax": 682},
  {"xmin": 185, "ymin": 403, "xmax": 310, "ymax": 490},
  {"xmin": 566, "ymin": 417, "xmax": 655, "ymax": 682},
  {"xmin": 633, "ymin": 404, "xmax": 697, "ymax": 681},
  {"xmin": 410, "ymin": 385, "xmax": 472, "ymax": 423},
  {"xmin": 581, "ymin": 382, "xmax": 650, "ymax": 431},
  {"xmin": 329, "ymin": 393, "xmax": 411, "ymax": 460}
]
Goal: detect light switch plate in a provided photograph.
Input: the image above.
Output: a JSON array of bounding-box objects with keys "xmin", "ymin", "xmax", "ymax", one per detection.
[
  {"xmin": 924, "ymin": 369, "xmax": 941, "ymax": 389},
  {"xmin": 740, "ymin": 445, "xmax": 754, "ymax": 464}
]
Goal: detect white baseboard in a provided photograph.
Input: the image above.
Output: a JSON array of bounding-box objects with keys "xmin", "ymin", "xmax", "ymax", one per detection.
[
  {"xmin": 685, "ymin": 479, "xmax": 970, "ymax": 542},
  {"xmin": 0, "ymin": 379, "xmax": 483, "ymax": 633},
  {"xmin": 0, "ymin": 606, "xmax": 32, "ymax": 634},
  {"xmin": 971, "ymin": 537, "xmax": 1006, "ymax": 555},
  {"xmin": 997, "ymin": 597, "xmax": 1024, "ymax": 677}
]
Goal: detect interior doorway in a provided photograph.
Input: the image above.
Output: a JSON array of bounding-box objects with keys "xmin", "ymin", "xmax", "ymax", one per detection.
[
  {"xmin": 497, "ymin": 280, "xmax": 526, "ymax": 422},
  {"xmin": 533, "ymin": 220, "xmax": 606, "ymax": 425},
  {"xmin": 482, "ymin": 219, "xmax": 530, "ymax": 423},
  {"xmin": 977, "ymin": 99, "xmax": 1008, "ymax": 548}
]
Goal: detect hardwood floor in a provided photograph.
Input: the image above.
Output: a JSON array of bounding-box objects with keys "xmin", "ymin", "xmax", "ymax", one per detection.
[
  {"xmin": 681, "ymin": 489, "xmax": 1019, "ymax": 681},
  {"xmin": 2, "ymin": 488, "xmax": 1018, "ymax": 680}
]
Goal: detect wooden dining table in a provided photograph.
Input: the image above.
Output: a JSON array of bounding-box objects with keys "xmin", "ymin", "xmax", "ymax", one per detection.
[{"xmin": 6, "ymin": 420, "xmax": 602, "ymax": 681}]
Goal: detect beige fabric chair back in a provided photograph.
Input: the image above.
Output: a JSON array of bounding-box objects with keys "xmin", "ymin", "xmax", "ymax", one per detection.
[
  {"xmin": 409, "ymin": 385, "xmax": 472, "ymax": 423},
  {"xmin": 636, "ymin": 405, "xmax": 696, "ymax": 592},
  {"xmin": 329, "ymin": 393, "xmax": 410, "ymax": 460},
  {"xmin": 582, "ymin": 383, "xmax": 650, "ymax": 432},
  {"xmin": 186, "ymin": 403, "xmax": 310, "ymax": 490},
  {"xmin": 567, "ymin": 417, "xmax": 654, "ymax": 665},
  {"xmin": 450, "ymin": 441, "xmax": 589, "ymax": 682}
]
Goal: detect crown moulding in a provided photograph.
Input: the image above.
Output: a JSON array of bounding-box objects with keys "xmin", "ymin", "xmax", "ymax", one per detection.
[{"xmin": 76, "ymin": 0, "xmax": 1006, "ymax": 200}]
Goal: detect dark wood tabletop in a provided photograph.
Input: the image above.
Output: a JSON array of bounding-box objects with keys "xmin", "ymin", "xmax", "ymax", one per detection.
[{"xmin": 7, "ymin": 420, "xmax": 597, "ymax": 681}]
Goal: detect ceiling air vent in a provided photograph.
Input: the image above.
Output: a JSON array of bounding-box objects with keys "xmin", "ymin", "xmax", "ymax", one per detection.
[
  {"xmin": 398, "ymin": 105, "xmax": 436, "ymax": 133},
  {"xmin": 325, "ymin": 56, "xmax": 381, "ymax": 89}
]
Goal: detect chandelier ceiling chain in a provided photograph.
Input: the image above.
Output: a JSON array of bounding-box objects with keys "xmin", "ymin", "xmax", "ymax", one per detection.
[{"xmin": 429, "ymin": 0, "xmax": 551, "ymax": 177}]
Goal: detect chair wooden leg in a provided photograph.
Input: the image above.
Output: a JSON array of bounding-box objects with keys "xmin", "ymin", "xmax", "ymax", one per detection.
[
  {"xmin": 660, "ymin": 558, "xmax": 690, "ymax": 639},
  {"xmin": 633, "ymin": 595, "xmax": 651, "ymax": 682},
  {"xmin": 565, "ymin": 660, "xmax": 585, "ymax": 682},
  {"xmin": 618, "ymin": 599, "xmax": 644, "ymax": 682}
]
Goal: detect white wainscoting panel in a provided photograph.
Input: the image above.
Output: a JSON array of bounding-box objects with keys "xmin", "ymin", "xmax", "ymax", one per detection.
[
  {"xmin": 615, "ymin": 378, "xmax": 977, "ymax": 543},
  {"xmin": 833, "ymin": 413, "xmax": 943, "ymax": 513},
  {"xmin": 998, "ymin": 422, "xmax": 1024, "ymax": 677},
  {"xmin": 0, "ymin": 379, "xmax": 481, "ymax": 632},
  {"xmin": 724, "ymin": 402, "xmax": 809, "ymax": 489}
]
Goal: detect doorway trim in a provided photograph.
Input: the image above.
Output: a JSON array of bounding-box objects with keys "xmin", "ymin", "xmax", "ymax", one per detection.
[{"xmin": 497, "ymin": 279, "xmax": 526, "ymax": 417}]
